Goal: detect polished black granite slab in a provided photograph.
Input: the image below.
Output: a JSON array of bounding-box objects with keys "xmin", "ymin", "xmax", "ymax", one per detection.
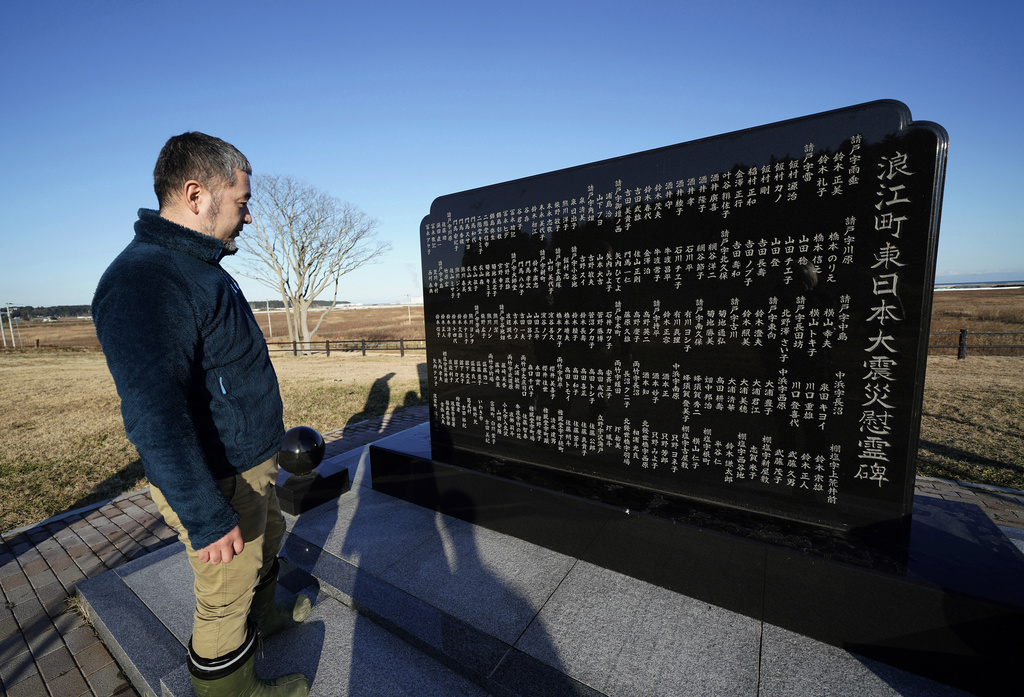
[
  {"xmin": 421, "ymin": 101, "xmax": 949, "ymax": 539},
  {"xmin": 370, "ymin": 427, "xmax": 1024, "ymax": 696},
  {"xmin": 275, "ymin": 468, "xmax": 351, "ymax": 516},
  {"xmin": 402, "ymin": 100, "xmax": 1011, "ymax": 693}
]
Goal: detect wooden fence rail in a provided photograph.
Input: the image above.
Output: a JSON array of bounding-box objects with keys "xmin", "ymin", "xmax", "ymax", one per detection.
[
  {"xmin": 265, "ymin": 338, "xmax": 427, "ymax": 357},
  {"xmin": 4, "ymin": 332, "xmax": 1023, "ymax": 358},
  {"xmin": 928, "ymin": 330, "xmax": 1024, "ymax": 358},
  {"xmin": 265, "ymin": 331, "xmax": 1022, "ymax": 360}
]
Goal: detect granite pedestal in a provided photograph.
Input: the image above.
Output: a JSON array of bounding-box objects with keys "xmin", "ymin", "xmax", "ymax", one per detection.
[
  {"xmin": 276, "ymin": 468, "xmax": 351, "ymax": 516},
  {"xmin": 75, "ymin": 429, "xmax": 1000, "ymax": 696},
  {"xmin": 370, "ymin": 425, "xmax": 1024, "ymax": 697}
]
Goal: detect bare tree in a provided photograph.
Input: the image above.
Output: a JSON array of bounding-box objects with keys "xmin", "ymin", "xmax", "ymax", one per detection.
[{"xmin": 230, "ymin": 174, "xmax": 389, "ymax": 351}]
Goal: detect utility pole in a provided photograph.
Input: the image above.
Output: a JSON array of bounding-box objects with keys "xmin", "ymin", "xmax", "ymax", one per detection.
[
  {"xmin": 266, "ymin": 300, "xmax": 273, "ymax": 338},
  {"xmin": 4, "ymin": 304, "xmax": 24, "ymax": 348},
  {"xmin": 4, "ymin": 304, "xmax": 25, "ymax": 348}
]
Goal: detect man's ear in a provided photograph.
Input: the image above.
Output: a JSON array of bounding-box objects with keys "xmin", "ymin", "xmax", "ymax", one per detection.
[{"xmin": 183, "ymin": 180, "xmax": 204, "ymax": 215}]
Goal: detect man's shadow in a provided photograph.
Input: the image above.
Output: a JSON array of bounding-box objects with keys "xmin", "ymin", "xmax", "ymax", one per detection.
[
  {"xmin": 345, "ymin": 372, "xmax": 396, "ymax": 429},
  {"xmin": 298, "ymin": 481, "xmax": 570, "ymax": 694},
  {"xmin": 284, "ymin": 373, "xmax": 571, "ymax": 694},
  {"xmin": 56, "ymin": 458, "xmax": 148, "ymax": 519}
]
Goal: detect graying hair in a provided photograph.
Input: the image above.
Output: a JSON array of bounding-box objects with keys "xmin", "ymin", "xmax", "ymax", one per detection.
[{"xmin": 153, "ymin": 132, "xmax": 251, "ymax": 209}]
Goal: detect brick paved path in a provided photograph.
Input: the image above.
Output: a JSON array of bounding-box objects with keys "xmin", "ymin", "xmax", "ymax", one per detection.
[
  {"xmin": 915, "ymin": 475, "xmax": 1024, "ymax": 529},
  {"xmin": 2, "ymin": 402, "xmax": 1021, "ymax": 696}
]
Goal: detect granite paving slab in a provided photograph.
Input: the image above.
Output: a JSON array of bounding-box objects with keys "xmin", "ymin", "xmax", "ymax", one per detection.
[
  {"xmin": 378, "ymin": 514, "xmax": 578, "ymax": 646},
  {"xmin": 291, "ymin": 488, "xmax": 448, "ymax": 576},
  {"xmin": 1000, "ymin": 525, "xmax": 1024, "ymax": 555},
  {"xmin": 757, "ymin": 623, "xmax": 975, "ymax": 697},
  {"xmin": 81, "ymin": 537, "xmax": 491, "ymax": 697},
  {"xmin": 118, "ymin": 542, "xmax": 329, "ymax": 648},
  {"xmin": 116, "ymin": 544, "xmax": 196, "ymax": 644},
  {"xmin": 158, "ymin": 598, "xmax": 488, "ymax": 697},
  {"xmin": 515, "ymin": 559, "xmax": 761, "ymax": 697},
  {"xmin": 76, "ymin": 562, "xmax": 183, "ymax": 697}
]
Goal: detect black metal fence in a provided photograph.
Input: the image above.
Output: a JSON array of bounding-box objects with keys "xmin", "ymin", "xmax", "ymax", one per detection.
[
  {"xmin": 266, "ymin": 338, "xmax": 426, "ymax": 357},
  {"xmin": 928, "ymin": 330, "xmax": 1024, "ymax": 358}
]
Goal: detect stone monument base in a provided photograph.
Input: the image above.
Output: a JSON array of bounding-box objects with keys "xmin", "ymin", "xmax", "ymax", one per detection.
[
  {"xmin": 77, "ymin": 426, "xmax": 1000, "ymax": 696},
  {"xmin": 370, "ymin": 427, "xmax": 1024, "ymax": 697},
  {"xmin": 276, "ymin": 468, "xmax": 351, "ymax": 516}
]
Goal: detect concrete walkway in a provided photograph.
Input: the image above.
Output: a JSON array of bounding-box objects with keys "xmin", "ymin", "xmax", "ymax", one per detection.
[{"xmin": 2, "ymin": 404, "xmax": 1022, "ymax": 696}]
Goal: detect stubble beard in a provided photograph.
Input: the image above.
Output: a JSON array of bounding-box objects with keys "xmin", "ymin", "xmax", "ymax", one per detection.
[
  {"xmin": 202, "ymin": 190, "xmax": 239, "ymax": 255},
  {"xmin": 201, "ymin": 190, "xmax": 221, "ymax": 237}
]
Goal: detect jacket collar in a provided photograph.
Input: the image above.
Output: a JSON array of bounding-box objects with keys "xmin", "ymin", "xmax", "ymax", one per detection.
[{"xmin": 134, "ymin": 208, "xmax": 226, "ymax": 264}]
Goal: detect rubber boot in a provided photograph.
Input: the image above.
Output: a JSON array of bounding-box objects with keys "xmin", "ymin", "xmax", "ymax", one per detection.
[
  {"xmin": 189, "ymin": 621, "xmax": 309, "ymax": 697},
  {"xmin": 249, "ymin": 557, "xmax": 312, "ymax": 638}
]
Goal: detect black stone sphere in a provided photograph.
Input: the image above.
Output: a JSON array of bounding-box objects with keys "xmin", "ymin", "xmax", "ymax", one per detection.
[{"xmin": 278, "ymin": 426, "xmax": 325, "ymax": 476}]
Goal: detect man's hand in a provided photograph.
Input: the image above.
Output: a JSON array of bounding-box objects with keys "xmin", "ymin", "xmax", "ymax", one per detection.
[{"xmin": 197, "ymin": 525, "xmax": 244, "ymax": 564}]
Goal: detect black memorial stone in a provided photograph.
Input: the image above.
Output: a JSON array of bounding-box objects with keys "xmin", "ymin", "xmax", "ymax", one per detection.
[
  {"xmin": 371, "ymin": 102, "xmax": 1024, "ymax": 694},
  {"xmin": 420, "ymin": 100, "xmax": 948, "ymax": 543}
]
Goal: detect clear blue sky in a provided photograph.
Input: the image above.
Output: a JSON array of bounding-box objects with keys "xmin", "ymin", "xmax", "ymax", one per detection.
[{"xmin": 2, "ymin": 0, "xmax": 1022, "ymax": 307}]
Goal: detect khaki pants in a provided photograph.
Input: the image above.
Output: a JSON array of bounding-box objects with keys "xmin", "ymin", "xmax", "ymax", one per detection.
[{"xmin": 151, "ymin": 457, "xmax": 285, "ymax": 660}]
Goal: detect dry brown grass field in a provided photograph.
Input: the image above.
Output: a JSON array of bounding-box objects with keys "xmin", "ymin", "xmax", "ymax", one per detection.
[
  {"xmin": 13, "ymin": 290, "xmax": 1020, "ymax": 355},
  {"xmin": 11, "ymin": 304, "xmax": 426, "ymax": 351},
  {"xmin": 254, "ymin": 304, "xmax": 425, "ymax": 342},
  {"xmin": 917, "ymin": 356, "xmax": 1023, "ymax": 488},
  {"xmin": 928, "ymin": 288, "xmax": 1024, "ymax": 356},
  {"xmin": 0, "ymin": 351, "xmax": 427, "ymax": 532},
  {"xmin": 1, "ymin": 295, "xmax": 1021, "ymax": 532}
]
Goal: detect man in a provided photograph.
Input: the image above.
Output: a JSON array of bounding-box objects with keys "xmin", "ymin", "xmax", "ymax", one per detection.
[{"xmin": 93, "ymin": 133, "xmax": 310, "ymax": 697}]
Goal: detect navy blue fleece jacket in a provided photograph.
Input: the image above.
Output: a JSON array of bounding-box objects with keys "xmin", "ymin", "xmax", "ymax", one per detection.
[{"xmin": 93, "ymin": 209, "xmax": 285, "ymax": 549}]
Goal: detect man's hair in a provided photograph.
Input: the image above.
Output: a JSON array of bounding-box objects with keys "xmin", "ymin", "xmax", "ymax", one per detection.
[{"xmin": 153, "ymin": 132, "xmax": 251, "ymax": 209}]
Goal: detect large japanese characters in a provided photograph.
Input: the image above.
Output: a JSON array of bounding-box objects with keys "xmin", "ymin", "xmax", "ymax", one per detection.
[{"xmin": 420, "ymin": 101, "xmax": 947, "ymax": 532}]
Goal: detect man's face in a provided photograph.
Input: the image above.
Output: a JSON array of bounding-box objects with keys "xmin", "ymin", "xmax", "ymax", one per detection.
[{"xmin": 200, "ymin": 168, "xmax": 252, "ymax": 253}]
